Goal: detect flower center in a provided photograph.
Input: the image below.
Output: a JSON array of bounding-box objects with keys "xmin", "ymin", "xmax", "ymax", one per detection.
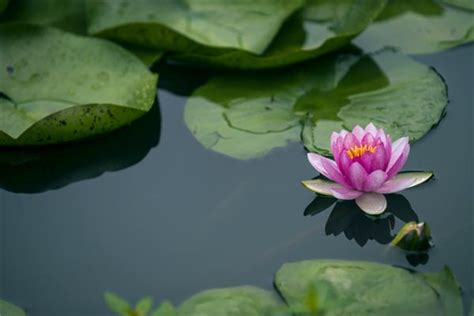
[{"xmin": 346, "ymin": 144, "xmax": 377, "ymax": 160}]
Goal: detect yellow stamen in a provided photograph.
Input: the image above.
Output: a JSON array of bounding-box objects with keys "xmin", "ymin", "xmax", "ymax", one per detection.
[{"xmin": 346, "ymin": 144, "xmax": 377, "ymax": 159}]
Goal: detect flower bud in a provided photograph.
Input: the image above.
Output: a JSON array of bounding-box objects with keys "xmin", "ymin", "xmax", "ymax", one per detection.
[{"xmin": 391, "ymin": 222, "xmax": 432, "ymax": 252}]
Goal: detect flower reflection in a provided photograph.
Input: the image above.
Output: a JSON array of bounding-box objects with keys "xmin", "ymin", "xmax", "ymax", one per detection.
[{"xmin": 304, "ymin": 192, "xmax": 431, "ymax": 266}]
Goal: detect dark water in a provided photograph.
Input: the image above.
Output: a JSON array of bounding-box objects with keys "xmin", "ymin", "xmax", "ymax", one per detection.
[{"xmin": 0, "ymin": 45, "xmax": 472, "ymax": 315}]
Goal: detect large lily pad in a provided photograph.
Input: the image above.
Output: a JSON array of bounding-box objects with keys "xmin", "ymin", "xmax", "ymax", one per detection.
[
  {"xmin": 86, "ymin": 0, "xmax": 304, "ymax": 55},
  {"xmin": 354, "ymin": 0, "xmax": 474, "ymax": 54},
  {"xmin": 185, "ymin": 49, "xmax": 447, "ymax": 159},
  {"xmin": 0, "ymin": 23, "xmax": 158, "ymax": 145},
  {"xmin": 0, "ymin": 300, "xmax": 26, "ymax": 316},
  {"xmin": 274, "ymin": 260, "xmax": 463, "ymax": 316},
  {"xmin": 177, "ymin": 286, "xmax": 279, "ymax": 316},
  {"xmin": 170, "ymin": 0, "xmax": 388, "ymax": 69}
]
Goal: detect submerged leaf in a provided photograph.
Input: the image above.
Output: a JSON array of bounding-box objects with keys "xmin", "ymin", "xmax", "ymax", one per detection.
[
  {"xmin": 355, "ymin": 0, "xmax": 474, "ymax": 54},
  {"xmin": 171, "ymin": 0, "xmax": 388, "ymax": 69},
  {"xmin": 185, "ymin": 49, "xmax": 447, "ymax": 159},
  {"xmin": 0, "ymin": 23, "xmax": 158, "ymax": 145},
  {"xmin": 177, "ymin": 286, "xmax": 279, "ymax": 316},
  {"xmin": 86, "ymin": 0, "xmax": 304, "ymax": 55},
  {"xmin": 275, "ymin": 260, "xmax": 462, "ymax": 315},
  {"xmin": 0, "ymin": 300, "xmax": 26, "ymax": 316},
  {"xmin": 104, "ymin": 292, "xmax": 132, "ymax": 316}
]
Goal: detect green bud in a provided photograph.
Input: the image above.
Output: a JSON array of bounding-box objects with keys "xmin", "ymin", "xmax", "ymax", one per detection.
[{"xmin": 391, "ymin": 222, "xmax": 432, "ymax": 252}]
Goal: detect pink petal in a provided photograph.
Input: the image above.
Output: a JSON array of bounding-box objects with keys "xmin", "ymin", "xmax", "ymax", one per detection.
[
  {"xmin": 371, "ymin": 144, "xmax": 387, "ymax": 171},
  {"xmin": 336, "ymin": 150, "xmax": 352, "ymax": 177},
  {"xmin": 364, "ymin": 123, "xmax": 378, "ymax": 136},
  {"xmin": 330, "ymin": 187, "xmax": 363, "ymax": 200},
  {"xmin": 359, "ymin": 152, "xmax": 373, "ymax": 172},
  {"xmin": 352, "ymin": 125, "xmax": 365, "ymax": 142},
  {"xmin": 386, "ymin": 143, "xmax": 410, "ymax": 178},
  {"xmin": 344, "ymin": 133, "xmax": 359, "ymax": 149},
  {"xmin": 302, "ymin": 179, "xmax": 343, "ymax": 196},
  {"xmin": 363, "ymin": 170, "xmax": 387, "ymax": 192},
  {"xmin": 356, "ymin": 193, "xmax": 387, "ymax": 215},
  {"xmin": 307, "ymin": 153, "xmax": 347, "ymax": 185},
  {"xmin": 361, "ymin": 133, "xmax": 375, "ymax": 146},
  {"xmin": 348, "ymin": 162, "xmax": 368, "ymax": 191},
  {"xmin": 376, "ymin": 172, "xmax": 433, "ymax": 194},
  {"xmin": 387, "ymin": 137, "xmax": 409, "ymax": 171}
]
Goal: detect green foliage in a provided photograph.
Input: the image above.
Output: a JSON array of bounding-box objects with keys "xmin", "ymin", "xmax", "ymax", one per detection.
[
  {"xmin": 0, "ymin": 300, "xmax": 27, "ymax": 316},
  {"xmin": 86, "ymin": 0, "xmax": 304, "ymax": 55},
  {"xmin": 355, "ymin": 0, "xmax": 474, "ymax": 54},
  {"xmin": 275, "ymin": 260, "xmax": 464, "ymax": 316},
  {"xmin": 170, "ymin": 0, "xmax": 388, "ymax": 69},
  {"xmin": 185, "ymin": 49, "xmax": 447, "ymax": 159},
  {"xmin": 0, "ymin": 23, "xmax": 157, "ymax": 145}
]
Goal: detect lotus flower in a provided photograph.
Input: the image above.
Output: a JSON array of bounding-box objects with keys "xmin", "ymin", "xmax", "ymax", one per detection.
[{"xmin": 302, "ymin": 123, "xmax": 432, "ymax": 215}]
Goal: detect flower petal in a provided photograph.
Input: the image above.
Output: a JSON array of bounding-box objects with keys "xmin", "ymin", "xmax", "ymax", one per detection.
[
  {"xmin": 307, "ymin": 152, "xmax": 348, "ymax": 186},
  {"xmin": 363, "ymin": 170, "xmax": 387, "ymax": 192},
  {"xmin": 371, "ymin": 144, "xmax": 387, "ymax": 171},
  {"xmin": 344, "ymin": 132, "xmax": 359, "ymax": 148},
  {"xmin": 330, "ymin": 187, "xmax": 363, "ymax": 200},
  {"xmin": 352, "ymin": 125, "xmax": 365, "ymax": 142},
  {"xmin": 387, "ymin": 137, "xmax": 409, "ymax": 171},
  {"xmin": 364, "ymin": 123, "xmax": 378, "ymax": 136},
  {"xmin": 386, "ymin": 142, "xmax": 410, "ymax": 178},
  {"xmin": 302, "ymin": 179, "xmax": 343, "ymax": 196},
  {"xmin": 376, "ymin": 172, "xmax": 433, "ymax": 194},
  {"xmin": 348, "ymin": 162, "xmax": 368, "ymax": 191},
  {"xmin": 356, "ymin": 193, "xmax": 387, "ymax": 215}
]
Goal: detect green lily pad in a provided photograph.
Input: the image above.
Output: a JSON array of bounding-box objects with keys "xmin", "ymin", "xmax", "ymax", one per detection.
[
  {"xmin": 86, "ymin": 0, "xmax": 304, "ymax": 55},
  {"xmin": 170, "ymin": 0, "xmax": 388, "ymax": 69},
  {"xmin": 185, "ymin": 49, "xmax": 446, "ymax": 159},
  {"xmin": 441, "ymin": 0, "xmax": 474, "ymax": 11},
  {"xmin": 177, "ymin": 286, "xmax": 279, "ymax": 316},
  {"xmin": 354, "ymin": 0, "xmax": 474, "ymax": 54},
  {"xmin": 274, "ymin": 260, "xmax": 463, "ymax": 316},
  {"xmin": 0, "ymin": 300, "xmax": 26, "ymax": 316},
  {"xmin": 0, "ymin": 23, "xmax": 158, "ymax": 146}
]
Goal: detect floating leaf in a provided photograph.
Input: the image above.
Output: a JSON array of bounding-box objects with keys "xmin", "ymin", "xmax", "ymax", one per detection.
[
  {"xmin": 354, "ymin": 0, "xmax": 474, "ymax": 54},
  {"xmin": 185, "ymin": 49, "xmax": 446, "ymax": 159},
  {"xmin": 441, "ymin": 0, "xmax": 474, "ymax": 11},
  {"xmin": 177, "ymin": 286, "xmax": 279, "ymax": 316},
  {"xmin": 418, "ymin": 267, "xmax": 464, "ymax": 316},
  {"xmin": 0, "ymin": 23, "xmax": 158, "ymax": 145},
  {"xmin": 275, "ymin": 260, "xmax": 463, "ymax": 315},
  {"xmin": 86, "ymin": 0, "xmax": 304, "ymax": 55},
  {"xmin": 170, "ymin": 0, "xmax": 388, "ymax": 69},
  {"xmin": 0, "ymin": 300, "xmax": 26, "ymax": 316}
]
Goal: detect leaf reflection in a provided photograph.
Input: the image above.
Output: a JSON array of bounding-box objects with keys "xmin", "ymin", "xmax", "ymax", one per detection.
[{"xmin": 0, "ymin": 102, "xmax": 161, "ymax": 193}]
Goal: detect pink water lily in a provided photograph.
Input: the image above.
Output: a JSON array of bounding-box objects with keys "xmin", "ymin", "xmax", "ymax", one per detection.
[{"xmin": 302, "ymin": 123, "xmax": 432, "ymax": 215}]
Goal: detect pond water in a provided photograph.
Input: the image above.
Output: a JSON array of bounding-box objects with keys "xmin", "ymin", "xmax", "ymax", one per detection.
[{"xmin": 0, "ymin": 45, "xmax": 472, "ymax": 315}]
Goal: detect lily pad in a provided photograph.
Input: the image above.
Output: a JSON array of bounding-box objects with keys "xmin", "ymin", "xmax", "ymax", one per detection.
[
  {"xmin": 86, "ymin": 0, "xmax": 304, "ymax": 55},
  {"xmin": 185, "ymin": 49, "xmax": 447, "ymax": 159},
  {"xmin": 274, "ymin": 260, "xmax": 463, "ymax": 315},
  {"xmin": 441, "ymin": 0, "xmax": 474, "ymax": 11},
  {"xmin": 354, "ymin": 0, "xmax": 474, "ymax": 54},
  {"xmin": 0, "ymin": 300, "xmax": 26, "ymax": 316},
  {"xmin": 170, "ymin": 0, "xmax": 388, "ymax": 69},
  {"xmin": 0, "ymin": 23, "xmax": 158, "ymax": 146},
  {"xmin": 177, "ymin": 286, "xmax": 279, "ymax": 316}
]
